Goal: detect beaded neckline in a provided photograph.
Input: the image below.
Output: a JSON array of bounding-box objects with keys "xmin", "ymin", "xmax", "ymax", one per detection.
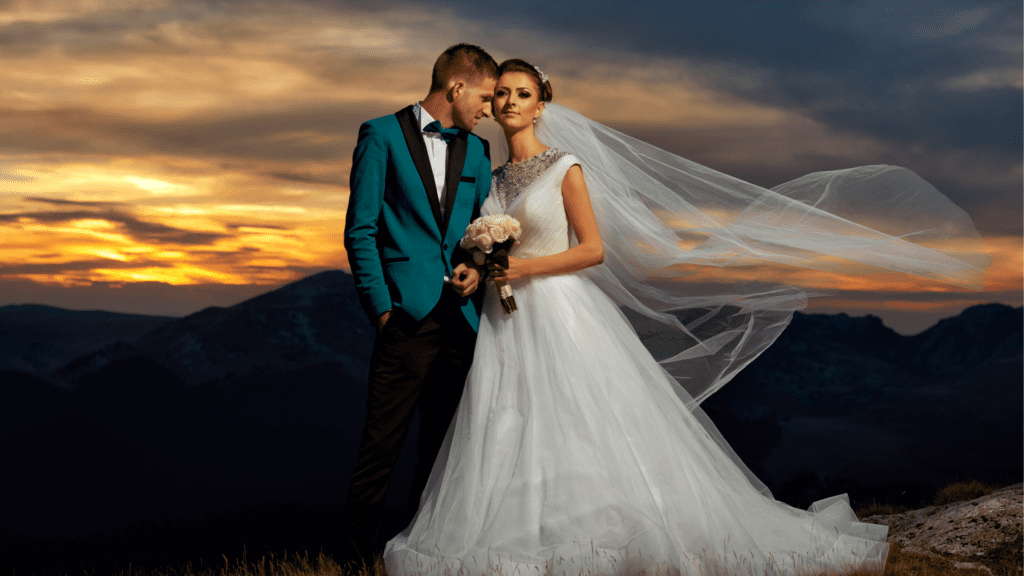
[{"xmin": 492, "ymin": 148, "xmax": 569, "ymax": 212}]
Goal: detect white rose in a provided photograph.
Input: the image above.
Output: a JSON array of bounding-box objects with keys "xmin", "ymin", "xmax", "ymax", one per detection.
[{"xmin": 476, "ymin": 233, "xmax": 494, "ymax": 252}]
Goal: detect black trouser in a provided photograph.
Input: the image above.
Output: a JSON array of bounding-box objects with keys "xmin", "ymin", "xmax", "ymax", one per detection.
[{"xmin": 337, "ymin": 289, "xmax": 476, "ymax": 568}]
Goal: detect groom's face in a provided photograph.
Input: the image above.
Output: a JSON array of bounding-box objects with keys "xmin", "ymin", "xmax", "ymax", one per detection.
[{"xmin": 452, "ymin": 75, "xmax": 497, "ymax": 131}]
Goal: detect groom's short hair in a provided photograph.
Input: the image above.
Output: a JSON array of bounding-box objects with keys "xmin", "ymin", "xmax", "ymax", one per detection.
[{"xmin": 430, "ymin": 44, "xmax": 498, "ymax": 93}]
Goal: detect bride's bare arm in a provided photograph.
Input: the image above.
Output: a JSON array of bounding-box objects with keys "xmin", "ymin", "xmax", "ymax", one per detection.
[{"xmin": 489, "ymin": 164, "xmax": 604, "ymax": 282}]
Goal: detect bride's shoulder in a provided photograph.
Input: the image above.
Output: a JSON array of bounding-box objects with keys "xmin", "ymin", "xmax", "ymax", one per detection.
[
  {"xmin": 550, "ymin": 148, "xmax": 581, "ymax": 167},
  {"xmin": 538, "ymin": 148, "xmax": 577, "ymax": 173},
  {"xmin": 562, "ymin": 152, "xmax": 582, "ymax": 168},
  {"xmin": 551, "ymin": 149, "xmax": 582, "ymax": 176},
  {"xmin": 543, "ymin": 149, "xmax": 583, "ymax": 185}
]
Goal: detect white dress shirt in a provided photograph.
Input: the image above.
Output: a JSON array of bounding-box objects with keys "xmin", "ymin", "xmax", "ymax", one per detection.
[
  {"xmin": 414, "ymin": 102, "xmax": 448, "ymax": 217},
  {"xmin": 414, "ymin": 103, "xmax": 453, "ymax": 283}
]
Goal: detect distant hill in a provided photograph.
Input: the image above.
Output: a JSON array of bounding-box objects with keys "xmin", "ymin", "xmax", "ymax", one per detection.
[
  {"xmin": 0, "ymin": 271, "xmax": 1019, "ymax": 575},
  {"xmin": 0, "ymin": 304, "xmax": 175, "ymax": 376},
  {"xmin": 0, "ymin": 271, "xmax": 386, "ymax": 575},
  {"xmin": 702, "ymin": 303, "xmax": 1023, "ymax": 507},
  {"xmin": 52, "ymin": 270, "xmax": 376, "ymax": 387}
]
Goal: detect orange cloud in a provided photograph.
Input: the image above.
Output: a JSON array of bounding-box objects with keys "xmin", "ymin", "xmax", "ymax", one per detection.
[
  {"xmin": 0, "ymin": 0, "xmax": 1017, "ymax": 321},
  {"xmin": 0, "ymin": 155, "xmax": 347, "ymax": 288},
  {"xmin": 670, "ymin": 234, "xmax": 1021, "ymax": 305}
]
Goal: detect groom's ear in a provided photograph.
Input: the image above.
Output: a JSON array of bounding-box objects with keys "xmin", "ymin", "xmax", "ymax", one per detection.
[{"xmin": 447, "ymin": 80, "xmax": 464, "ymax": 103}]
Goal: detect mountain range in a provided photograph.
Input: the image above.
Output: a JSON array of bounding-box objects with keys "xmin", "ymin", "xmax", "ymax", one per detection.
[{"xmin": 1, "ymin": 270, "xmax": 1020, "ymax": 574}]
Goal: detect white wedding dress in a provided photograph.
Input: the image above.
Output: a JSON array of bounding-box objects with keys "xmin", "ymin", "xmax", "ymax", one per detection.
[
  {"xmin": 385, "ymin": 102, "xmax": 988, "ymax": 575},
  {"xmin": 384, "ymin": 149, "xmax": 892, "ymax": 576}
]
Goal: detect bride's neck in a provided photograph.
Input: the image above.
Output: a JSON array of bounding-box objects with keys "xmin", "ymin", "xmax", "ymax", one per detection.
[{"xmin": 504, "ymin": 126, "xmax": 548, "ymax": 164}]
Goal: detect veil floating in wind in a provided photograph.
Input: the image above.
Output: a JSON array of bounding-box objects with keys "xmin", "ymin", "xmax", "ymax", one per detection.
[{"xmin": 497, "ymin": 103, "xmax": 990, "ymax": 495}]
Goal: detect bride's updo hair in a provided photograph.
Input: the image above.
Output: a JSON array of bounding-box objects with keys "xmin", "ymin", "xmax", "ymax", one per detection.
[{"xmin": 497, "ymin": 58, "xmax": 553, "ymax": 102}]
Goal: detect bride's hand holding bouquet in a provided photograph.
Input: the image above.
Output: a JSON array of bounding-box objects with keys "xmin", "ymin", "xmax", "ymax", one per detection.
[
  {"xmin": 460, "ymin": 214, "xmax": 523, "ymax": 313},
  {"xmin": 487, "ymin": 255, "xmax": 527, "ymax": 282}
]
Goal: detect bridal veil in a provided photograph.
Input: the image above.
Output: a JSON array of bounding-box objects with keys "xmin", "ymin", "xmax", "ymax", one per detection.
[{"xmin": 496, "ymin": 103, "xmax": 990, "ymax": 495}]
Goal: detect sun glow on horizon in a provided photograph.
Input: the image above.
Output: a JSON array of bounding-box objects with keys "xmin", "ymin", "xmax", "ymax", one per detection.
[
  {"xmin": 0, "ymin": 152, "xmax": 1017, "ymax": 309},
  {"xmin": 1, "ymin": 156, "xmax": 347, "ymax": 289}
]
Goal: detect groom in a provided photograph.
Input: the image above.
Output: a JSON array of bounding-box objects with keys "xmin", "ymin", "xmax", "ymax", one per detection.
[{"xmin": 338, "ymin": 44, "xmax": 498, "ymax": 568}]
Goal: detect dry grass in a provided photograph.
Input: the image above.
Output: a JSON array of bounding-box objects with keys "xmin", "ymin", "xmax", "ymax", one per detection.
[
  {"xmin": 932, "ymin": 480, "xmax": 1001, "ymax": 507},
  {"xmin": 51, "ymin": 481, "xmax": 1024, "ymax": 576},
  {"xmin": 103, "ymin": 551, "xmax": 383, "ymax": 576},
  {"xmin": 119, "ymin": 552, "xmax": 344, "ymax": 576},
  {"xmin": 856, "ymin": 479, "xmax": 1005, "ymax": 517},
  {"xmin": 58, "ymin": 542, "xmax": 1024, "ymax": 576},
  {"xmin": 81, "ymin": 550, "xmax": 867, "ymax": 576},
  {"xmin": 340, "ymin": 555, "xmax": 388, "ymax": 576},
  {"xmin": 854, "ymin": 501, "xmax": 912, "ymax": 518}
]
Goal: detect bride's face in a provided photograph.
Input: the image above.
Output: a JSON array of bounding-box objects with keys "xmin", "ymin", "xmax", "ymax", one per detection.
[{"xmin": 493, "ymin": 72, "xmax": 544, "ymax": 131}]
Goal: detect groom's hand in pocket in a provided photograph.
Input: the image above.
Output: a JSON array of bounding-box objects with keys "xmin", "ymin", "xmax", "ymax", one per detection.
[
  {"xmin": 376, "ymin": 309, "xmax": 392, "ymax": 331},
  {"xmin": 451, "ymin": 262, "xmax": 480, "ymax": 297}
]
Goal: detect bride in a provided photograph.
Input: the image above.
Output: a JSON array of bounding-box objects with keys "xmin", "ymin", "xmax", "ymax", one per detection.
[{"xmin": 383, "ymin": 59, "xmax": 988, "ymax": 576}]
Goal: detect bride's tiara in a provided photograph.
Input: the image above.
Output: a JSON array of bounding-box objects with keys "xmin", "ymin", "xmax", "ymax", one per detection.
[{"xmin": 533, "ymin": 65, "xmax": 548, "ymax": 84}]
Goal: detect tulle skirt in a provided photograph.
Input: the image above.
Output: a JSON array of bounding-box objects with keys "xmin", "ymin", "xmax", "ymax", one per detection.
[{"xmin": 384, "ymin": 272, "xmax": 889, "ymax": 576}]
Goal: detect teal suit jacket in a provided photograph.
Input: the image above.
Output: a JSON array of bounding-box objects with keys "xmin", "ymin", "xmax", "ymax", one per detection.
[{"xmin": 344, "ymin": 105, "xmax": 492, "ymax": 331}]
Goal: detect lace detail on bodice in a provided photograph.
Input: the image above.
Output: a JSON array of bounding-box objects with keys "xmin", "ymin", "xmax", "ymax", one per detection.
[
  {"xmin": 491, "ymin": 148, "xmax": 569, "ymax": 212},
  {"xmin": 482, "ymin": 151, "xmax": 578, "ymax": 260}
]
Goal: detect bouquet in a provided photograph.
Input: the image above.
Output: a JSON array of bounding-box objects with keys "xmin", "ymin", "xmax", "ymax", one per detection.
[{"xmin": 460, "ymin": 214, "xmax": 523, "ymax": 313}]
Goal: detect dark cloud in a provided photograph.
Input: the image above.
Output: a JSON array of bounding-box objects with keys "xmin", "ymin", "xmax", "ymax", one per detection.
[
  {"xmin": 0, "ymin": 208, "xmax": 230, "ymax": 245},
  {"xmin": 417, "ymin": 0, "xmax": 1022, "ymax": 159},
  {"xmin": 0, "ymin": 104, "xmax": 376, "ymax": 163},
  {"xmin": 117, "ymin": 215, "xmax": 229, "ymax": 245},
  {"xmin": 891, "ymin": 171, "xmax": 1022, "ymax": 237},
  {"xmin": 614, "ymin": 121, "xmax": 1021, "ymax": 237},
  {"xmin": 0, "ymin": 2, "xmax": 228, "ymax": 57},
  {"xmin": 139, "ymin": 105, "xmax": 375, "ymax": 162},
  {"xmin": 25, "ymin": 197, "xmax": 124, "ymax": 207},
  {"xmin": 2, "ymin": 1, "xmax": 1014, "ymax": 218},
  {"xmin": 0, "ymin": 0, "xmax": 1012, "ymax": 333},
  {"xmin": 265, "ymin": 171, "xmax": 346, "ymax": 186},
  {"xmin": 0, "ymin": 259, "xmax": 172, "ymax": 275},
  {"xmin": 816, "ymin": 86, "xmax": 1021, "ymax": 158},
  {"xmin": 360, "ymin": 0, "xmax": 1021, "ymax": 242}
]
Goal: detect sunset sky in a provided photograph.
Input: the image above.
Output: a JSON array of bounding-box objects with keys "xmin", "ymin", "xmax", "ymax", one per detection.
[{"xmin": 0, "ymin": 0, "xmax": 1020, "ymax": 334}]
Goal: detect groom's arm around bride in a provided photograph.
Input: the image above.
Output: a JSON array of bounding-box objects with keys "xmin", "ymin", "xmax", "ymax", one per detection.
[{"xmin": 338, "ymin": 43, "xmax": 499, "ymax": 570}]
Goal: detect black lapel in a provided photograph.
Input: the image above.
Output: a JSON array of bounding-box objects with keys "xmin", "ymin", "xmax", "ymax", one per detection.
[
  {"xmin": 442, "ymin": 131, "xmax": 468, "ymax": 235},
  {"xmin": 395, "ymin": 105, "xmax": 443, "ymax": 231}
]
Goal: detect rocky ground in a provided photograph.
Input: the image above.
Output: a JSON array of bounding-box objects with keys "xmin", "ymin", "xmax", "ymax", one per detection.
[{"xmin": 863, "ymin": 483, "xmax": 1023, "ymax": 574}]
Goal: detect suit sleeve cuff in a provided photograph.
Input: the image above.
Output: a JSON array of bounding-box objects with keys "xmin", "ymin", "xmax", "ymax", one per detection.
[{"xmin": 365, "ymin": 290, "xmax": 393, "ymax": 320}]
